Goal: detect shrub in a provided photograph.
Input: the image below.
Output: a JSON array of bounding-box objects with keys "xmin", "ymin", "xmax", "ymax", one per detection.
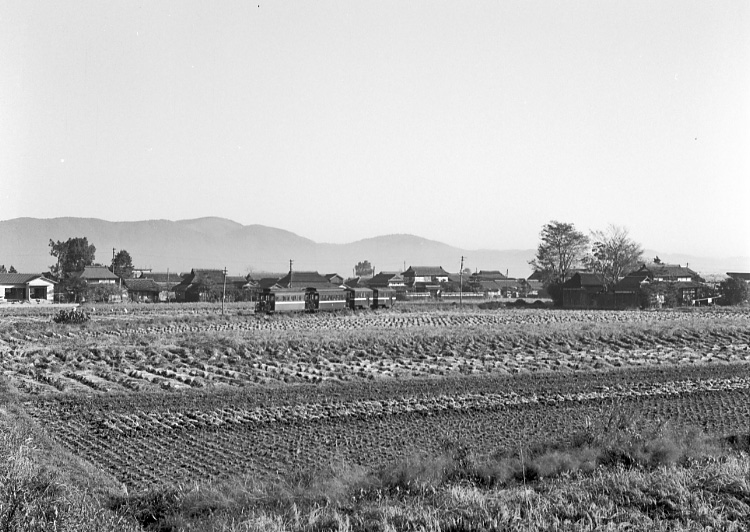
[{"xmin": 53, "ymin": 309, "xmax": 90, "ymax": 324}]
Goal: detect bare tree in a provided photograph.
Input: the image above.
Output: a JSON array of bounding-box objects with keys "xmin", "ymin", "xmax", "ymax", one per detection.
[
  {"xmin": 529, "ymin": 221, "xmax": 589, "ymax": 284},
  {"xmin": 585, "ymin": 225, "xmax": 644, "ymax": 289}
]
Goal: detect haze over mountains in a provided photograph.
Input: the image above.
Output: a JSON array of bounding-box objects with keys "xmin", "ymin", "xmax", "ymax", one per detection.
[{"xmin": 1, "ymin": 217, "xmax": 747, "ymax": 278}]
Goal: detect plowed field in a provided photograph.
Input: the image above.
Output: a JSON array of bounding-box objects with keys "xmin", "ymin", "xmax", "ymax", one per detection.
[{"xmin": 3, "ymin": 307, "xmax": 749, "ymax": 491}]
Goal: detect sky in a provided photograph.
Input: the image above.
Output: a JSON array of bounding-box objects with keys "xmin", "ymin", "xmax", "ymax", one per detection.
[{"xmin": 1, "ymin": 1, "xmax": 748, "ymax": 258}]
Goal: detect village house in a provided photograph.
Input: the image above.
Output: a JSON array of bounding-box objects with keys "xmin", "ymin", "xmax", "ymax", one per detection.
[
  {"xmin": 174, "ymin": 270, "xmax": 251, "ymax": 302},
  {"xmin": 122, "ymin": 278, "xmax": 161, "ymax": 303},
  {"xmin": 367, "ymin": 272, "xmax": 406, "ymax": 290},
  {"xmin": 324, "ymin": 273, "xmax": 344, "ymax": 285},
  {"xmin": 613, "ymin": 263, "xmax": 707, "ymax": 308},
  {"xmin": 561, "ymin": 272, "xmax": 607, "ymax": 308},
  {"xmin": 401, "ymin": 266, "xmax": 450, "ymax": 293},
  {"xmin": 275, "ymin": 271, "xmax": 333, "ymax": 290},
  {"xmin": 72, "ymin": 265, "xmax": 120, "ymax": 284},
  {"xmin": 0, "ymin": 273, "xmax": 56, "ymax": 304}
]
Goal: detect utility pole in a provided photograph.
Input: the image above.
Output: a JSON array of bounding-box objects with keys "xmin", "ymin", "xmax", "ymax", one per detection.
[
  {"xmin": 222, "ymin": 267, "xmax": 227, "ymax": 315},
  {"xmin": 289, "ymin": 259, "xmax": 293, "ymax": 288},
  {"xmin": 459, "ymin": 255, "xmax": 465, "ymax": 307}
]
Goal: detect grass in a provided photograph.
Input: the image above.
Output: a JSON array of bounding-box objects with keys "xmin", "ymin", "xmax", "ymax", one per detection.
[
  {"xmin": 106, "ymin": 409, "xmax": 750, "ymax": 531},
  {"xmin": 0, "ymin": 379, "xmax": 141, "ymax": 531}
]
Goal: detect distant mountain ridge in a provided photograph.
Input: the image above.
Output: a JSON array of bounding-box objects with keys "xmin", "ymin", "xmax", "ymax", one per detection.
[{"xmin": 0, "ymin": 217, "xmax": 747, "ymax": 278}]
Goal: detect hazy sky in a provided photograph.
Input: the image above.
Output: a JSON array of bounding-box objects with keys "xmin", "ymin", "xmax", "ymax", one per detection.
[{"xmin": 2, "ymin": 1, "xmax": 748, "ymax": 257}]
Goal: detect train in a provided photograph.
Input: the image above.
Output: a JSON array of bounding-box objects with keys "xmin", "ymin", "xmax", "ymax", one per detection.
[{"xmin": 255, "ymin": 286, "xmax": 395, "ymax": 314}]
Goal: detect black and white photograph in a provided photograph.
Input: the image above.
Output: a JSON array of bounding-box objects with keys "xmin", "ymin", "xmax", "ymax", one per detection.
[{"xmin": 1, "ymin": 1, "xmax": 749, "ymax": 530}]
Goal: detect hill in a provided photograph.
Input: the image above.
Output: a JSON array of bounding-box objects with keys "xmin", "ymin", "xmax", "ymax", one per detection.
[
  {"xmin": 0, "ymin": 217, "xmax": 535, "ymax": 277},
  {"xmin": 1, "ymin": 217, "xmax": 747, "ymax": 278}
]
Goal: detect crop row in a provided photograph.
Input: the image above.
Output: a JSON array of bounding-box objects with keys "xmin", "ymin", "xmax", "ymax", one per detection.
[
  {"xmin": 4, "ymin": 308, "xmax": 749, "ymax": 346},
  {"xmin": 23, "ymin": 374, "xmax": 750, "ymax": 437},
  {"xmin": 25, "ymin": 380, "xmax": 750, "ymax": 490}
]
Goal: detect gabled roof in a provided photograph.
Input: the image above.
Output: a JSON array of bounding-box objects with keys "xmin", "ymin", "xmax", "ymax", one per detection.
[
  {"xmin": 403, "ymin": 266, "xmax": 451, "ymax": 277},
  {"xmin": 74, "ymin": 266, "xmax": 119, "ymax": 281},
  {"xmin": 368, "ymin": 272, "xmax": 404, "ymax": 286},
  {"xmin": 562, "ymin": 272, "xmax": 606, "ymax": 289},
  {"xmin": 141, "ymin": 272, "xmax": 176, "ymax": 283},
  {"xmin": 474, "ymin": 270, "xmax": 508, "ymax": 280},
  {"xmin": 727, "ymin": 272, "xmax": 750, "ymax": 281},
  {"xmin": 344, "ymin": 276, "xmax": 365, "ymax": 288},
  {"xmin": 276, "ymin": 271, "xmax": 332, "ymax": 289},
  {"xmin": 325, "ymin": 273, "xmax": 343, "ymax": 282},
  {"xmin": 0, "ymin": 273, "xmax": 56, "ymax": 284},
  {"xmin": 123, "ymin": 278, "xmax": 161, "ymax": 292},
  {"xmin": 528, "ymin": 271, "xmax": 544, "ymax": 281},
  {"xmin": 630, "ymin": 263, "xmax": 704, "ymax": 283},
  {"xmin": 476, "ymin": 280, "xmax": 502, "ymax": 291},
  {"xmin": 258, "ymin": 277, "xmax": 282, "ymax": 289},
  {"xmin": 493, "ymin": 279, "xmax": 521, "ymax": 289}
]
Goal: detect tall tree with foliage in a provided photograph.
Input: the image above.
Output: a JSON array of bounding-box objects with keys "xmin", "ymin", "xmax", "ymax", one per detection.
[
  {"xmin": 111, "ymin": 249, "xmax": 134, "ymax": 279},
  {"xmin": 8, "ymin": 265, "xmax": 17, "ymax": 273},
  {"xmin": 719, "ymin": 277, "xmax": 749, "ymax": 306},
  {"xmin": 529, "ymin": 221, "xmax": 589, "ymax": 285},
  {"xmin": 49, "ymin": 237, "xmax": 97, "ymax": 279},
  {"xmin": 354, "ymin": 260, "xmax": 374, "ymax": 277},
  {"xmin": 0, "ymin": 265, "xmax": 6, "ymax": 274},
  {"xmin": 585, "ymin": 225, "xmax": 644, "ymax": 290}
]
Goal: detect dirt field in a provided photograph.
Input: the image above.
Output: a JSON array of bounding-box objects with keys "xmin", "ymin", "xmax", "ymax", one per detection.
[{"xmin": 2, "ymin": 305, "xmax": 749, "ymax": 491}]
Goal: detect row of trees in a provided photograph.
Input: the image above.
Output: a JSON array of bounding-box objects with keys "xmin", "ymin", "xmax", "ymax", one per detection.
[
  {"xmin": 529, "ymin": 221, "xmax": 644, "ymax": 291},
  {"xmin": 530, "ymin": 221, "xmax": 748, "ymax": 306},
  {"xmin": 0, "ymin": 265, "xmax": 18, "ymax": 273}
]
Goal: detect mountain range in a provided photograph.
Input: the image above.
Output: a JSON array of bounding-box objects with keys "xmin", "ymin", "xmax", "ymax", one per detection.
[{"xmin": 1, "ymin": 217, "xmax": 747, "ymax": 278}]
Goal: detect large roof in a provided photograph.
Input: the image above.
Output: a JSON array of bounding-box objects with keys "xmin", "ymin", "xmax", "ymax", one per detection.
[
  {"xmin": 403, "ymin": 266, "xmax": 451, "ymax": 276},
  {"xmin": 475, "ymin": 270, "xmax": 508, "ymax": 280},
  {"xmin": 368, "ymin": 272, "xmax": 404, "ymax": 286},
  {"xmin": 727, "ymin": 272, "xmax": 750, "ymax": 281},
  {"xmin": 74, "ymin": 266, "xmax": 119, "ymax": 281},
  {"xmin": 631, "ymin": 263, "xmax": 704, "ymax": 283},
  {"xmin": 0, "ymin": 273, "xmax": 55, "ymax": 284},
  {"xmin": 563, "ymin": 272, "xmax": 606, "ymax": 288},
  {"xmin": 123, "ymin": 278, "xmax": 161, "ymax": 292},
  {"xmin": 276, "ymin": 271, "xmax": 332, "ymax": 289}
]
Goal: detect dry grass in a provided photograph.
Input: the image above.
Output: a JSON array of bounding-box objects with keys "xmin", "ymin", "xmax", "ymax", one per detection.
[{"xmin": 107, "ymin": 414, "xmax": 750, "ymax": 531}]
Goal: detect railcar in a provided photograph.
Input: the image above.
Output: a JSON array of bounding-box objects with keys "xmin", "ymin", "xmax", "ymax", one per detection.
[
  {"xmin": 307, "ymin": 287, "xmax": 348, "ymax": 312},
  {"xmin": 371, "ymin": 287, "xmax": 396, "ymax": 309},
  {"xmin": 255, "ymin": 288, "xmax": 306, "ymax": 313},
  {"xmin": 345, "ymin": 287, "xmax": 373, "ymax": 310}
]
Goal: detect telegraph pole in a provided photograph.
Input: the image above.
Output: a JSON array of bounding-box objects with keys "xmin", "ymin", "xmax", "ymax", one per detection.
[
  {"xmin": 289, "ymin": 259, "xmax": 293, "ymax": 288},
  {"xmin": 222, "ymin": 267, "xmax": 227, "ymax": 315},
  {"xmin": 459, "ymin": 255, "xmax": 465, "ymax": 307}
]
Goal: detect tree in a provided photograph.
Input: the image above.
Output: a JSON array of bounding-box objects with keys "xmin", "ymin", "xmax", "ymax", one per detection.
[
  {"xmin": 584, "ymin": 225, "xmax": 644, "ymax": 290},
  {"xmin": 112, "ymin": 250, "xmax": 134, "ymax": 279},
  {"xmin": 354, "ymin": 260, "xmax": 374, "ymax": 277},
  {"xmin": 49, "ymin": 237, "xmax": 96, "ymax": 279},
  {"xmin": 0, "ymin": 265, "xmax": 5, "ymax": 274},
  {"xmin": 719, "ymin": 277, "xmax": 749, "ymax": 306},
  {"xmin": 8, "ymin": 265, "xmax": 16, "ymax": 273},
  {"xmin": 529, "ymin": 221, "xmax": 589, "ymax": 285}
]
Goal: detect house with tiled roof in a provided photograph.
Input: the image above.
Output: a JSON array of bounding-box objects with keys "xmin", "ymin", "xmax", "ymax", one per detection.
[
  {"xmin": 367, "ymin": 272, "xmax": 405, "ymax": 289},
  {"xmin": 0, "ymin": 273, "xmax": 57, "ymax": 304},
  {"xmin": 275, "ymin": 271, "xmax": 332, "ymax": 290},
  {"xmin": 402, "ymin": 266, "xmax": 450, "ymax": 293},
  {"xmin": 325, "ymin": 273, "xmax": 344, "ymax": 285},
  {"xmin": 72, "ymin": 265, "xmax": 120, "ymax": 284},
  {"xmin": 123, "ymin": 278, "xmax": 161, "ymax": 303},
  {"xmin": 173, "ymin": 269, "xmax": 226, "ymax": 302},
  {"xmin": 613, "ymin": 263, "xmax": 708, "ymax": 307}
]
